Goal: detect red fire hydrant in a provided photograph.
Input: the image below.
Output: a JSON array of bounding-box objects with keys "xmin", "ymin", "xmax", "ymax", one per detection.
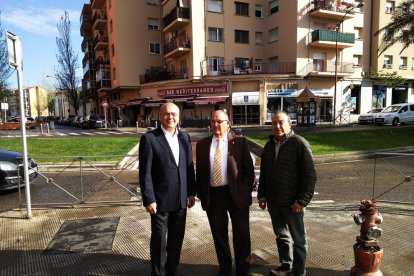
[{"xmin": 351, "ymin": 199, "xmax": 383, "ymax": 276}]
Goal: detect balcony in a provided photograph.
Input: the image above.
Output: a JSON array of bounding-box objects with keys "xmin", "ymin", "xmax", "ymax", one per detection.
[
  {"xmin": 82, "ymin": 51, "xmax": 95, "ymax": 64},
  {"xmin": 139, "ymin": 67, "xmax": 189, "ymax": 84},
  {"xmin": 202, "ymin": 62, "xmax": 296, "ymax": 77},
  {"xmin": 310, "ymin": 1, "xmax": 357, "ymax": 20},
  {"xmin": 93, "ymin": 35, "xmax": 108, "ymax": 51},
  {"xmin": 91, "ymin": 0, "xmax": 105, "ymax": 9},
  {"xmin": 163, "ymin": 7, "xmax": 190, "ymax": 32},
  {"xmin": 80, "ymin": 5, "xmax": 93, "ymax": 36},
  {"xmin": 92, "ymin": 13, "xmax": 107, "ymax": 30},
  {"xmin": 299, "ymin": 60, "xmax": 355, "ymax": 77},
  {"xmin": 164, "ymin": 36, "xmax": 191, "ymax": 58},
  {"xmin": 310, "ymin": 29, "xmax": 355, "ymax": 49}
]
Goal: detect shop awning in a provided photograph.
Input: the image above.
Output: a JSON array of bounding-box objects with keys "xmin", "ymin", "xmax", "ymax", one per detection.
[{"xmin": 126, "ymin": 99, "xmax": 143, "ymax": 106}]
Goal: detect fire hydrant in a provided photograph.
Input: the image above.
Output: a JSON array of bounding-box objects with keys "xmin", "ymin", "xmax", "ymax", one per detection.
[{"xmin": 351, "ymin": 199, "xmax": 384, "ymax": 276}]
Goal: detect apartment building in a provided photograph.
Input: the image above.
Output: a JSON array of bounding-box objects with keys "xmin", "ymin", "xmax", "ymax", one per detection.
[
  {"xmin": 8, "ymin": 86, "xmax": 50, "ymax": 119},
  {"xmin": 80, "ymin": 0, "xmax": 414, "ymax": 127}
]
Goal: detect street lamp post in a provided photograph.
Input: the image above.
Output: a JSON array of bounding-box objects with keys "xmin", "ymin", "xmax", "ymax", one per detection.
[{"xmin": 333, "ymin": 2, "xmax": 364, "ymax": 125}]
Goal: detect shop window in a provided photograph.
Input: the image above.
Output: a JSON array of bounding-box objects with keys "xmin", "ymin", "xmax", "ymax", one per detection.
[{"xmin": 350, "ymin": 86, "xmax": 360, "ymax": 114}]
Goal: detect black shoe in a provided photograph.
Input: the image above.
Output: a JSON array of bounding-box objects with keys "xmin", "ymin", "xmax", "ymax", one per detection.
[
  {"xmin": 269, "ymin": 263, "xmax": 292, "ymax": 276},
  {"xmin": 218, "ymin": 267, "xmax": 232, "ymax": 276}
]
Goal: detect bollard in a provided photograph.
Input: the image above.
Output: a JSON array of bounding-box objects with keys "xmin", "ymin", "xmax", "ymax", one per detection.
[
  {"xmin": 136, "ymin": 121, "xmax": 139, "ymax": 133},
  {"xmin": 351, "ymin": 199, "xmax": 383, "ymax": 276}
]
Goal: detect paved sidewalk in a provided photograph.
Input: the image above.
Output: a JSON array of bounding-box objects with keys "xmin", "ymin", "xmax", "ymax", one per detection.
[{"xmin": 0, "ymin": 200, "xmax": 413, "ymax": 275}]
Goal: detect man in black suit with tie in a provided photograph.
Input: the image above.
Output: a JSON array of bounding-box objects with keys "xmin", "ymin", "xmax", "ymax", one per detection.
[
  {"xmin": 139, "ymin": 102, "xmax": 196, "ymax": 276},
  {"xmin": 196, "ymin": 110, "xmax": 255, "ymax": 276}
]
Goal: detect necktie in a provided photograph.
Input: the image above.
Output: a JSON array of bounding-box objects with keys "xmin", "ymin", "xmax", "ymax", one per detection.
[{"xmin": 212, "ymin": 138, "xmax": 222, "ymax": 186}]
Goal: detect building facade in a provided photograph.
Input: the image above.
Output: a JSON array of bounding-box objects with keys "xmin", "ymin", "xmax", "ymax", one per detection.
[{"xmin": 80, "ymin": 0, "xmax": 414, "ymax": 127}]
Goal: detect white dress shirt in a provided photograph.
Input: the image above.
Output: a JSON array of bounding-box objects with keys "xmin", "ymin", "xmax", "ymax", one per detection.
[
  {"xmin": 209, "ymin": 135, "xmax": 228, "ymax": 186},
  {"xmin": 161, "ymin": 125, "xmax": 180, "ymax": 166}
]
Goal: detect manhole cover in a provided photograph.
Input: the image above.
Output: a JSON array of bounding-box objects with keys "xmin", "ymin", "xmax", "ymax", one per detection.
[{"xmin": 43, "ymin": 217, "xmax": 120, "ymax": 254}]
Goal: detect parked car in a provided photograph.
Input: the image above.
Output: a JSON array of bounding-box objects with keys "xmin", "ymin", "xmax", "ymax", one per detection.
[
  {"xmin": 358, "ymin": 108, "xmax": 384, "ymax": 124},
  {"xmin": 74, "ymin": 116, "xmax": 86, "ymax": 128},
  {"xmin": 0, "ymin": 149, "xmax": 38, "ymax": 191},
  {"xmin": 374, "ymin": 103, "xmax": 414, "ymax": 125},
  {"xmin": 81, "ymin": 114, "xmax": 105, "ymax": 129}
]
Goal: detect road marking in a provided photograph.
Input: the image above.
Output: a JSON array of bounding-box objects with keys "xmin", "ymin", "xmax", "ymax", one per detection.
[
  {"xmin": 81, "ymin": 132, "xmax": 95, "ymax": 136},
  {"xmin": 69, "ymin": 132, "xmax": 80, "ymax": 136},
  {"xmin": 106, "ymin": 131, "xmax": 121, "ymax": 135},
  {"xmin": 94, "ymin": 132, "xmax": 108, "ymax": 135},
  {"xmin": 57, "ymin": 133, "xmax": 67, "ymax": 136}
]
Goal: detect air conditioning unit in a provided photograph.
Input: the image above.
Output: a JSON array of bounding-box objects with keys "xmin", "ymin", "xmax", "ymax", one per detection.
[{"xmin": 383, "ymin": 64, "xmax": 393, "ymax": 69}]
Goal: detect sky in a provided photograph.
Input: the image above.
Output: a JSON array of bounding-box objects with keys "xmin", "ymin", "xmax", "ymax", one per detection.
[{"xmin": 1, "ymin": 0, "xmax": 85, "ymax": 89}]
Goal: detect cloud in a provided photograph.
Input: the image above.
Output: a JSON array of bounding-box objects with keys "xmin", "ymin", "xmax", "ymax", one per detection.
[{"xmin": 2, "ymin": 7, "xmax": 80, "ymax": 37}]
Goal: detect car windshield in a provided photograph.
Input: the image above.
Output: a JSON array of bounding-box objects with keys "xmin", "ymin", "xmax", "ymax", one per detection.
[
  {"xmin": 370, "ymin": 108, "xmax": 383, "ymax": 113},
  {"xmin": 382, "ymin": 106, "xmax": 401, "ymax": 113}
]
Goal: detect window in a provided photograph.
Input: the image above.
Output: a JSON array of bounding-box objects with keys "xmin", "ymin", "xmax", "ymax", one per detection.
[
  {"xmin": 383, "ymin": 55, "xmax": 393, "ymax": 68},
  {"xmin": 400, "ymin": 57, "xmax": 407, "ymax": 69},
  {"xmin": 354, "ymin": 28, "xmax": 362, "ymax": 40},
  {"xmin": 353, "ymin": 55, "xmax": 361, "ymax": 67},
  {"xmin": 268, "ymin": 27, "xmax": 279, "ymax": 43},
  {"xmin": 148, "ymin": 18, "xmax": 159, "ymax": 30},
  {"xmin": 269, "ymin": 56, "xmax": 278, "ymax": 73},
  {"xmin": 385, "ymin": 1, "xmax": 395, "ymax": 13},
  {"xmin": 234, "ymin": 57, "xmax": 251, "ymax": 69},
  {"xmin": 412, "ymin": 58, "xmax": 414, "ymax": 70},
  {"xmin": 255, "ymin": 5, "xmax": 263, "ymax": 18},
  {"xmin": 113, "ymin": 67, "xmax": 116, "ymax": 80},
  {"xmin": 208, "ymin": 56, "xmax": 225, "ymax": 73},
  {"xmin": 111, "ymin": 44, "xmax": 115, "ymax": 57},
  {"xmin": 269, "ymin": 0, "xmax": 279, "ymax": 15},
  {"xmin": 147, "ymin": 0, "xmax": 159, "ymax": 5},
  {"xmin": 208, "ymin": 27, "xmax": 224, "ymax": 42},
  {"xmin": 235, "ymin": 30, "xmax": 249, "ymax": 43},
  {"xmin": 149, "ymin": 42, "xmax": 160, "ymax": 54},
  {"xmin": 235, "ymin": 2, "xmax": 249, "ymax": 16},
  {"xmin": 208, "ymin": 0, "xmax": 223, "ymax": 12},
  {"xmin": 254, "ymin": 59, "xmax": 263, "ymax": 71},
  {"xmin": 255, "ymin": 32, "xmax": 263, "ymax": 45}
]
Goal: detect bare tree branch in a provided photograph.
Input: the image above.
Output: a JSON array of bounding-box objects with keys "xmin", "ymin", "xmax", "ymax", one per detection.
[{"xmin": 54, "ymin": 11, "xmax": 80, "ymax": 115}]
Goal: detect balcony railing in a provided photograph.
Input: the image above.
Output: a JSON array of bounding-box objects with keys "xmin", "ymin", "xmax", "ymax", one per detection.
[
  {"xmin": 311, "ymin": 29, "xmax": 355, "ymax": 44},
  {"xmin": 311, "ymin": 0, "xmax": 357, "ymax": 14},
  {"xmin": 164, "ymin": 36, "xmax": 191, "ymax": 57},
  {"xmin": 202, "ymin": 62, "xmax": 296, "ymax": 77},
  {"xmin": 298, "ymin": 60, "xmax": 355, "ymax": 76},
  {"xmin": 139, "ymin": 68, "xmax": 189, "ymax": 84},
  {"xmin": 162, "ymin": 7, "xmax": 190, "ymax": 29}
]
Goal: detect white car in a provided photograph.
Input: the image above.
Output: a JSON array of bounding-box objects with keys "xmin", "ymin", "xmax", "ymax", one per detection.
[
  {"xmin": 374, "ymin": 103, "xmax": 414, "ymax": 125},
  {"xmin": 358, "ymin": 108, "xmax": 384, "ymax": 124}
]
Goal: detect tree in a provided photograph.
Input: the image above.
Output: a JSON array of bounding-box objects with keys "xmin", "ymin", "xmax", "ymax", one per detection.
[
  {"xmin": 376, "ymin": 0, "xmax": 414, "ymax": 55},
  {"xmin": 0, "ymin": 12, "xmax": 14, "ymax": 100},
  {"xmin": 54, "ymin": 11, "xmax": 80, "ymax": 116}
]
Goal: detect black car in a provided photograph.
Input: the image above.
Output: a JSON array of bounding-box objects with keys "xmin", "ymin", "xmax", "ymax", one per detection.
[{"xmin": 0, "ymin": 149, "xmax": 38, "ymax": 191}]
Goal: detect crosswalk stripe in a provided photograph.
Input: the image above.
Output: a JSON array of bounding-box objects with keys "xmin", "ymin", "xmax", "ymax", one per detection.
[
  {"xmin": 81, "ymin": 132, "xmax": 95, "ymax": 136},
  {"xmin": 68, "ymin": 132, "xmax": 80, "ymax": 136},
  {"xmin": 94, "ymin": 132, "xmax": 108, "ymax": 135},
  {"xmin": 58, "ymin": 133, "xmax": 67, "ymax": 136},
  {"xmin": 106, "ymin": 131, "xmax": 122, "ymax": 135}
]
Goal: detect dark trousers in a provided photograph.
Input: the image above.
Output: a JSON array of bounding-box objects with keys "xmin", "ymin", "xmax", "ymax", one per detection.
[
  {"xmin": 150, "ymin": 208, "xmax": 187, "ymax": 276},
  {"xmin": 206, "ymin": 186, "xmax": 251, "ymax": 275}
]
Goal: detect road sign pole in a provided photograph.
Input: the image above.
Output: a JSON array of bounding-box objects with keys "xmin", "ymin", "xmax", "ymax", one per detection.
[{"xmin": 7, "ymin": 31, "xmax": 32, "ymax": 219}]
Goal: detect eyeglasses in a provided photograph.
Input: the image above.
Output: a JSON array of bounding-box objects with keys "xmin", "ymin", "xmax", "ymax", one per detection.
[{"xmin": 211, "ymin": 120, "xmax": 228, "ymax": 125}]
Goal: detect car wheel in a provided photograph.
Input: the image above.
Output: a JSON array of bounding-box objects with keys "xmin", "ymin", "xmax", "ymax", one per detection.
[{"xmin": 392, "ymin": 118, "xmax": 399, "ymax": 126}]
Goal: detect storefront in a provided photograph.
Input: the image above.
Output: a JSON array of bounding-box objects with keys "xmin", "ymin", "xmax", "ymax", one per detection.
[
  {"xmin": 266, "ymin": 87, "xmax": 298, "ymax": 123},
  {"xmin": 231, "ymin": 92, "xmax": 260, "ymax": 125}
]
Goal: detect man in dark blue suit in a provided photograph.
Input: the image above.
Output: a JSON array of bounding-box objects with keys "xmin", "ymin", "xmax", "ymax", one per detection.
[{"xmin": 139, "ymin": 102, "xmax": 196, "ymax": 276}]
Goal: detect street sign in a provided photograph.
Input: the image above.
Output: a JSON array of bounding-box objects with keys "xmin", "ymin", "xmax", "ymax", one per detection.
[
  {"xmin": 102, "ymin": 100, "xmax": 108, "ymax": 108},
  {"xmin": 1, "ymin": 103, "xmax": 8, "ymax": 110},
  {"xmin": 6, "ymin": 31, "xmax": 23, "ymax": 69}
]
